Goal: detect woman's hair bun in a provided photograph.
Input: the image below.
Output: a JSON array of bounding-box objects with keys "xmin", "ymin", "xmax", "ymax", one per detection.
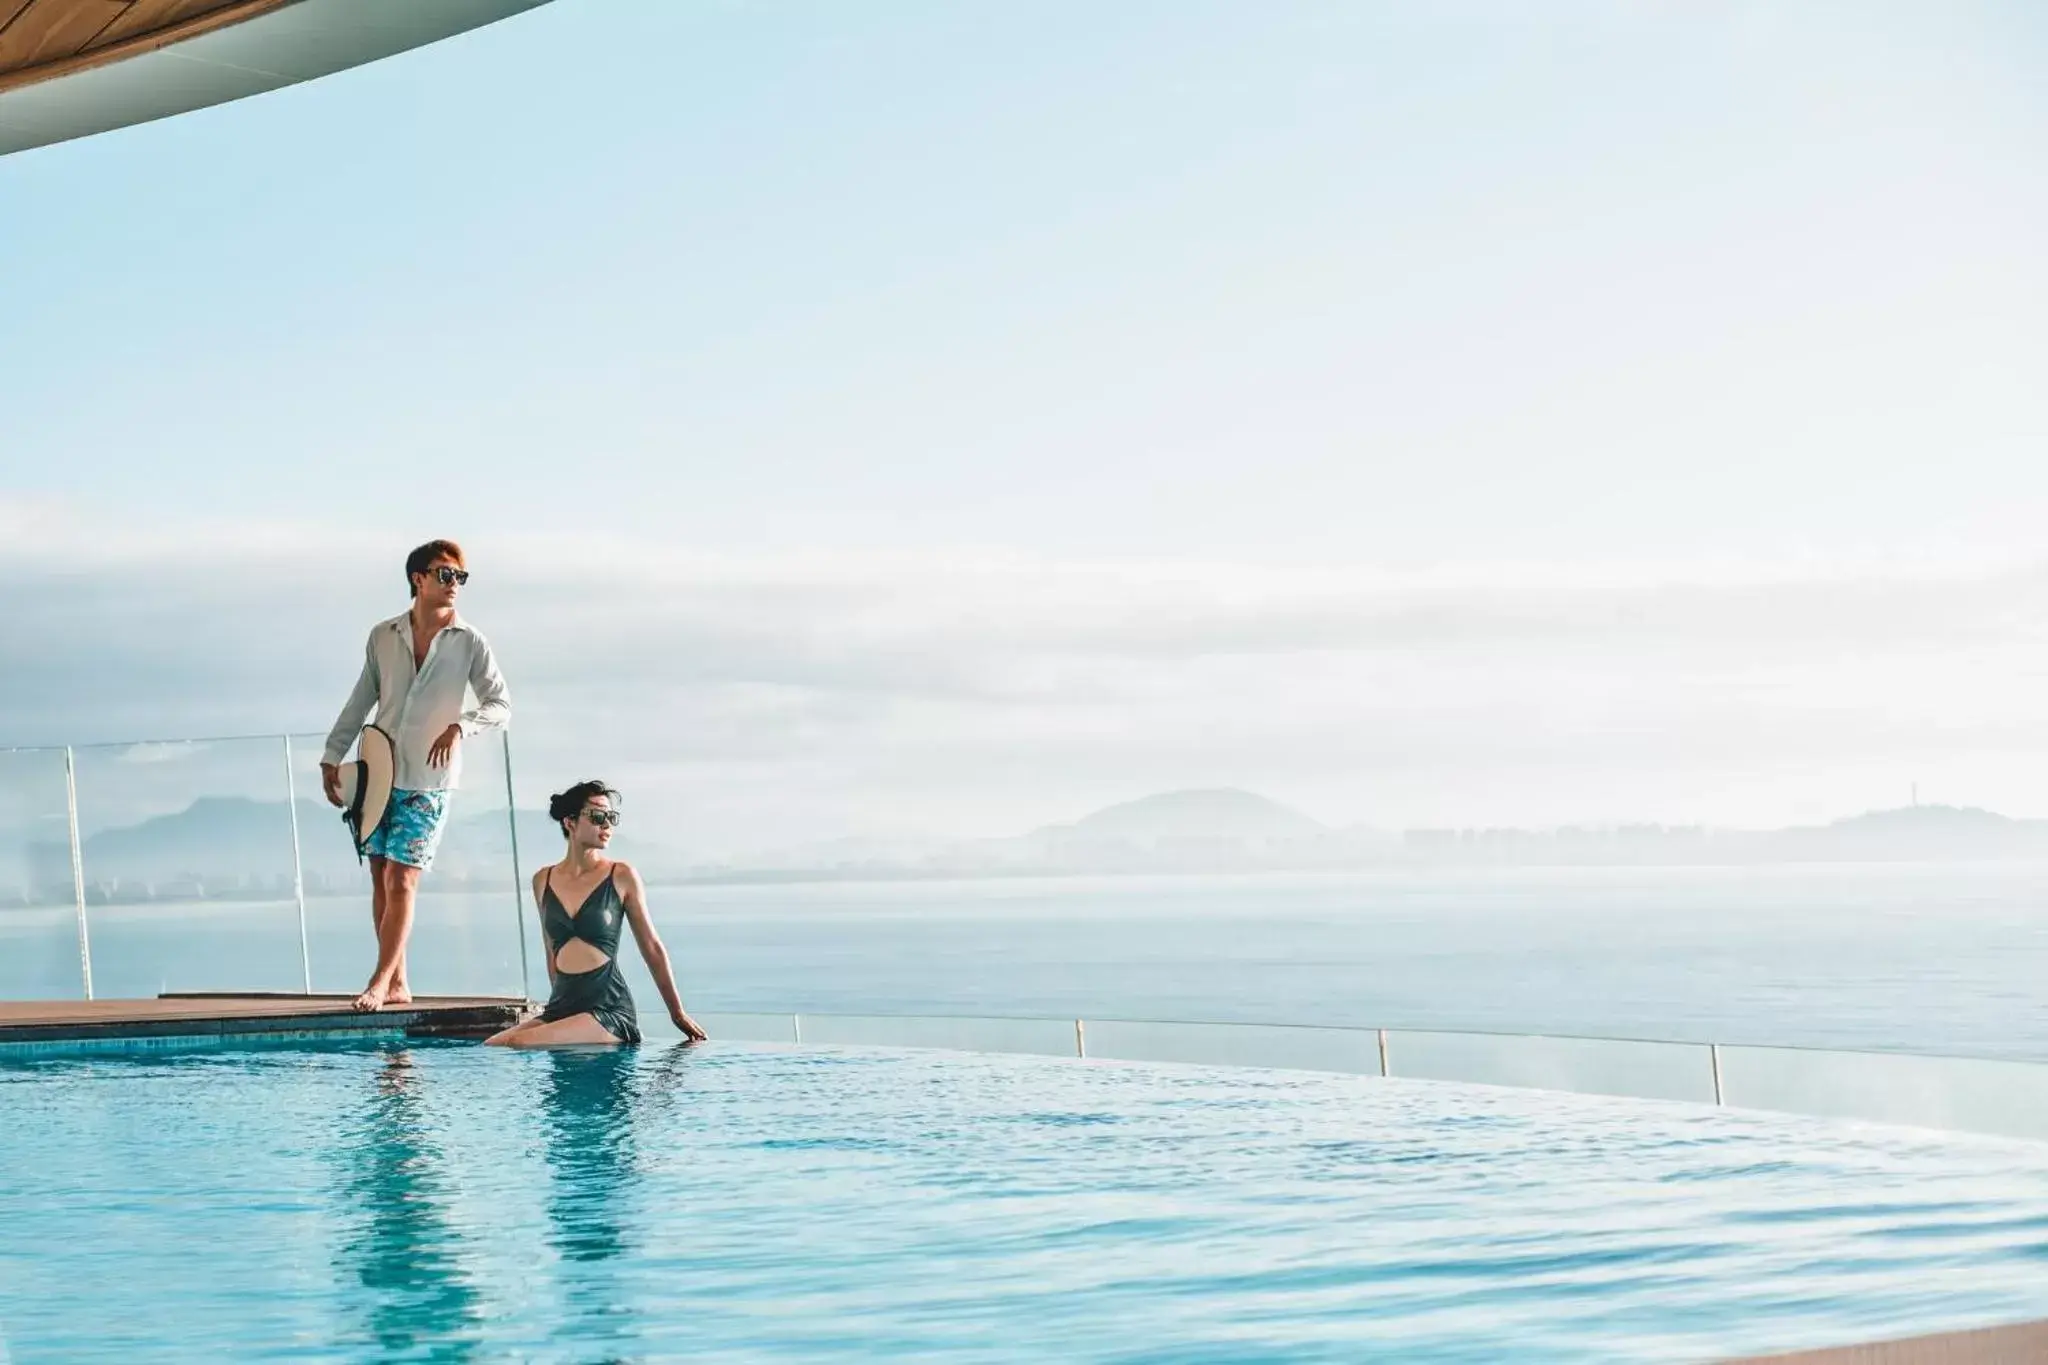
[{"xmin": 549, "ymin": 780, "xmax": 618, "ymax": 834}]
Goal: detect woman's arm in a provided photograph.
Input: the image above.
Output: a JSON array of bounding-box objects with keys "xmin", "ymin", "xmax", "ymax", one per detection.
[{"xmin": 617, "ymin": 862, "xmax": 707, "ymax": 1041}]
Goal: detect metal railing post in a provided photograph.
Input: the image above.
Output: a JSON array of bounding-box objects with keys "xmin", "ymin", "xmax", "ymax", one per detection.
[
  {"xmin": 1377, "ymin": 1028, "xmax": 1390, "ymax": 1077},
  {"xmin": 64, "ymin": 746, "xmax": 93, "ymax": 1000},
  {"xmin": 282, "ymin": 735, "xmax": 313, "ymax": 993},
  {"xmin": 792, "ymin": 1014, "xmax": 803, "ymax": 1044},
  {"xmin": 1075, "ymin": 1019, "xmax": 1087, "ymax": 1057},
  {"xmin": 502, "ymin": 730, "xmax": 530, "ymax": 1000},
  {"xmin": 1710, "ymin": 1043, "xmax": 1725, "ymax": 1105}
]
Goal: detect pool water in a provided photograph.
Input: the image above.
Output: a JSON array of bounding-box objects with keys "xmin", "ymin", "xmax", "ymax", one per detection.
[{"xmin": 6, "ymin": 1041, "xmax": 2048, "ymax": 1362}]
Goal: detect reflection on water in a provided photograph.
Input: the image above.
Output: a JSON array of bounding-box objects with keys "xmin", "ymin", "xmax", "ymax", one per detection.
[
  {"xmin": 537, "ymin": 1046, "xmax": 701, "ymax": 1362},
  {"xmin": 334, "ymin": 1049, "xmax": 483, "ymax": 1363},
  {"xmin": 323, "ymin": 1044, "xmax": 704, "ymax": 1363},
  {"xmin": 541, "ymin": 1050, "xmax": 637, "ymax": 1264}
]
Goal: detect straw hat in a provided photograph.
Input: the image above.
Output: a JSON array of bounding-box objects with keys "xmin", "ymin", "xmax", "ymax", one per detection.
[{"xmin": 337, "ymin": 724, "xmax": 395, "ymax": 855}]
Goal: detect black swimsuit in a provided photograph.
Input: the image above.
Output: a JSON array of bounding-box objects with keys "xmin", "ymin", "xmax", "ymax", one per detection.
[{"xmin": 538, "ymin": 866, "xmax": 641, "ymax": 1044}]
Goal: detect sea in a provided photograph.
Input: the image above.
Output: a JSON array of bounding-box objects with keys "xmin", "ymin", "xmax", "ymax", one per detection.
[{"xmin": 7, "ymin": 861, "xmax": 2048, "ymax": 1060}]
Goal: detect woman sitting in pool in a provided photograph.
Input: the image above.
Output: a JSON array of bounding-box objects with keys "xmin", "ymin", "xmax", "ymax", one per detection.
[{"xmin": 486, "ymin": 781, "xmax": 707, "ymax": 1048}]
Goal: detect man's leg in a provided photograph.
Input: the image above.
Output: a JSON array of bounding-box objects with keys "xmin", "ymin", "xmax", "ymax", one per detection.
[
  {"xmin": 367, "ymin": 853, "xmax": 389, "ymax": 954},
  {"xmin": 364, "ymin": 857, "xmax": 411, "ymax": 1004},
  {"xmin": 355, "ymin": 858, "xmax": 421, "ymax": 1012}
]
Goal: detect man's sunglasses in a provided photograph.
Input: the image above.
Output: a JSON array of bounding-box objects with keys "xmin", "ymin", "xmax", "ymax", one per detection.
[
  {"xmin": 583, "ymin": 809, "xmax": 621, "ymax": 829},
  {"xmin": 432, "ymin": 566, "xmax": 470, "ymax": 586}
]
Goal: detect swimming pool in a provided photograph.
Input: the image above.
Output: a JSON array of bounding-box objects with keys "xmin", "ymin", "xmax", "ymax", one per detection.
[{"xmin": 5, "ymin": 1041, "xmax": 2048, "ymax": 1362}]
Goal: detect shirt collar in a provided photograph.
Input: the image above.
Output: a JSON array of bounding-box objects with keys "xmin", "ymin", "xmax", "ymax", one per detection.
[{"xmin": 387, "ymin": 610, "xmax": 470, "ymax": 635}]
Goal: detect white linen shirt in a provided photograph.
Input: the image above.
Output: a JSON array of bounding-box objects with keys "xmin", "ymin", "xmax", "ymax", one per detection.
[{"xmin": 321, "ymin": 612, "xmax": 511, "ymax": 792}]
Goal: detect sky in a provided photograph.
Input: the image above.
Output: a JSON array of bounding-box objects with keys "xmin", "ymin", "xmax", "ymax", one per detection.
[{"xmin": 2, "ymin": 0, "xmax": 2046, "ymax": 854}]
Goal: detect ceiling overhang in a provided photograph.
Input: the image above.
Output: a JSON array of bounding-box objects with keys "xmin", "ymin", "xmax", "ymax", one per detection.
[{"xmin": 0, "ymin": 0, "xmax": 552, "ymax": 156}]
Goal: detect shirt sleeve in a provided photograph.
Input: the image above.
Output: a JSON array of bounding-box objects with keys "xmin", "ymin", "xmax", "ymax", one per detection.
[
  {"xmin": 460, "ymin": 634, "xmax": 511, "ymax": 736},
  {"xmin": 321, "ymin": 631, "xmax": 383, "ymax": 765}
]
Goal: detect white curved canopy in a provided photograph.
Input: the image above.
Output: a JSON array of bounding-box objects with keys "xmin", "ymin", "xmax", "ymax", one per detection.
[{"xmin": 0, "ymin": 0, "xmax": 551, "ymax": 157}]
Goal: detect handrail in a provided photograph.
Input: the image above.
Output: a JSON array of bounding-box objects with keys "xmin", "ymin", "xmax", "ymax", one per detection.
[
  {"xmin": 2, "ymin": 729, "xmax": 333, "ymax": 755},
  {"xmin": 677, "ymin": 1006, "xmax": 2033, "ymax": 1065}
]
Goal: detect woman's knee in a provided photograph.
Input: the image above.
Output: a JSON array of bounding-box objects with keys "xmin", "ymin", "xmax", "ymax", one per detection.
[
  {"xmin": 499, "ymin": 1014, "xmax": 618, "ymax": 1048},
  {"xmin": 485, "ymin": 1014, "xmax": 544, "ymax": 1047}
]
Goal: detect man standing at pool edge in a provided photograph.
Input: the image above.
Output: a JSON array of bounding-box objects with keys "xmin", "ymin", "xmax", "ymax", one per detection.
[{"xmin": 321, "ymin": 540, "xmax": 511, "ymax": 1012}]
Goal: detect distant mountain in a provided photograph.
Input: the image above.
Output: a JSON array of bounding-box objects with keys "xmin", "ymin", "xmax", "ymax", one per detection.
[
  {"xmin": 22, "ymin": 792, "xmax": 2048, "ymax": 907},
  {"xmin": 1812, "ymin": 804, "xmax": 2018, "ymax": 836},
  {"xmin": 439, "ymin": 806, "xmax": 579, "ymax": 871},
  {"xmin": 1397, "ymin": 804, "xmax": 2048, "ymax": 867},
  {"xmin": 40, "ymin": 798, "xmax": 677, "ymax": 902},
  {"xmin": 701, "ymin": 797, "xmax": 2048, "ymax": 882},
  {"xmin": 83, "ymin": 796, "xmax": 347, "ymax": 885},
  {"xmin": 1770, "ymin": 804, "xmax": 2048, "ymax": 859},
  {"xmin": 1037, "ymin": 788, "xmax": 1327, "ymax": 844}
]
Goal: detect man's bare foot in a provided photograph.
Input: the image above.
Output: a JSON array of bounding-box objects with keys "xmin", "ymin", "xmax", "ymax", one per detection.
[
  {"xmin": 387, "ymin": 985, "xmax": 414, "ymax": 1006},
  {"xmin": 353, "ymin": 982, "xmax": 390, "ymax": 1013}
]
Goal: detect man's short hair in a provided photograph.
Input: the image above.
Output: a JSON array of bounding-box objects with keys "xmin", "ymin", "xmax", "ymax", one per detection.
[{"xmin": 405, "ymin": 539, "xmax": 466, "ymax": 597}]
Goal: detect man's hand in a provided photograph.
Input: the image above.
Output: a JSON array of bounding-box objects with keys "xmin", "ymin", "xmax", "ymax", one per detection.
[
  {"xmin": 427, "ymin": 724, "xmax": 462, "ymax": 768},
  {"xmin": 674, "ymin": 1010, "xmax": 709, "ymax": 1043},
  {"xmin": 320, "ymin": 763, "xmax": 344, "ymax": 808}
]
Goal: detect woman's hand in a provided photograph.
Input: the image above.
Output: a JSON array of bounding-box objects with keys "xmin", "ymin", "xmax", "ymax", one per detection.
[{"xmin": 674, "ymin": 1010, "xmax": 708, "ymax": 1042}]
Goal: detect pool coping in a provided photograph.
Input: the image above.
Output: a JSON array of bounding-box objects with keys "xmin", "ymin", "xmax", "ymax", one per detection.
[{"xmin": 1725, "ymin": 1314, "xmax": 2048, "ymax": 1363}]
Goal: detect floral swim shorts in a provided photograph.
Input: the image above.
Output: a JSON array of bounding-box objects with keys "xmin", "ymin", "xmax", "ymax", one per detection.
[{"xmin": 364, "ymin": 788, "xmax": 453, "ymax": 871}]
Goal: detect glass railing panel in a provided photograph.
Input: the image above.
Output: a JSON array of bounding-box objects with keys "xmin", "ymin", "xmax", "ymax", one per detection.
[
  {"xmin": 286, "ymin": 730, "xmax": 372, "ymax": 996},
  {"xmin": 1717, "ymin": 1045, "xmax": 2048, "ymax": 1142},
  {"xmin": 289, "ymin": 731, "xmax": 529, "ymax": 1000},
  {"xmin": 795, "ymin": 1013, "xmax": 1080, "ymax": 1057},
  {"xmin": 0, "ymin": 748, "xmax": 82, "ymax": 999},
  {"xmin": 604, "ymin": 876, "xmax": 747, "ymax": 1030},
  {"xmin": 1082, "ymin": 1019, "xmax": 1380, "ymax": 1074},
  {"xmin": 1385, "ymin": 1029, "xmax": 1717, "ymax": 1104},
  {"xmin": 689, "ymin": 1012, "xmax": 799, "ymax": 1044},
  {"xmin": 69, "ymin": 737, "xmax": 305, "ymax": 997},
  {"xmin": 408, "ymin": 729, "xmax": 524, "ymax": 997}
]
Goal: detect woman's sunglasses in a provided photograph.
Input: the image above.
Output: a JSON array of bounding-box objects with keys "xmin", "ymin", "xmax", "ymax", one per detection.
[
  {"xmin": 433, "ymin": 566, "xmax": 470, "ymax": 586},
  {"xmin": 583, "ymin": 808, "xmax": 621, "ymax": 829}
]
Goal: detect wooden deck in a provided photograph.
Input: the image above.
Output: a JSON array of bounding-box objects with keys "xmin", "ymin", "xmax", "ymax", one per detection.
[{"xmin": 0, "ymin": 992, "xmax": 531, "ymax": 1048}]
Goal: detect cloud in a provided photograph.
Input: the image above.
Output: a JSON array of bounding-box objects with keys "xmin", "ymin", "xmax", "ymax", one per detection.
[{"xmin": 6, "ymin": 503, "xmax": 2048, "ymax": 849}]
